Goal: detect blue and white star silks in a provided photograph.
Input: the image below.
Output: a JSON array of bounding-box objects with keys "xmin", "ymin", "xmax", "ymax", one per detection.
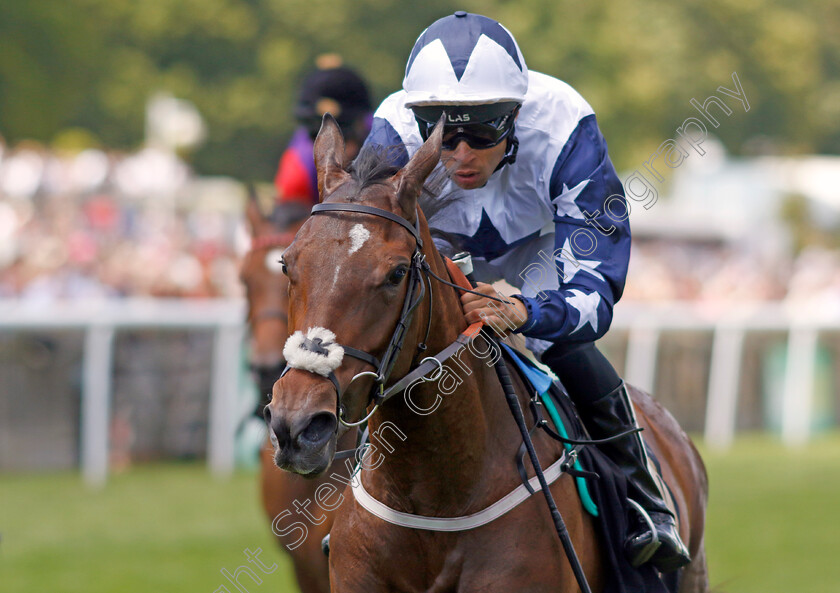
[
  {"xmin": 447, "ymin": 209, "xmax": 543, "ymax": 262},
  {"xmin": 565, "ymin": 289, "xmax": 601, "ymax": 335},
  {"xmin": 365, "ymin": 71, "xmax": 631, "ymax": 348},
  {"xmin": 555, "ymin": 238, "xmax": 604, "ymax": 284},
  {"xmin": 552, "ymin": 180, "xmax": 589, "ymax": 220}
]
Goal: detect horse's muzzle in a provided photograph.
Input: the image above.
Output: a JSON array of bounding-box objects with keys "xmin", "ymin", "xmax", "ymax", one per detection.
[{"xmin": 264, "ymin": 405, "xmax": 338, "ymax": 476}]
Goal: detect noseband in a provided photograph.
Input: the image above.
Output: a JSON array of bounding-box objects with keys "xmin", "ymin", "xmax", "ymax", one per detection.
[{"xmin": 280, "ymin": 202, "xmax": 434, "ymax": 427}]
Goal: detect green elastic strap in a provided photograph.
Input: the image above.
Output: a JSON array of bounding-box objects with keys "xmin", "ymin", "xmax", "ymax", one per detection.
[{"xmin": 539, "ymin": 392, "xmax": 599, "ymax": 517}]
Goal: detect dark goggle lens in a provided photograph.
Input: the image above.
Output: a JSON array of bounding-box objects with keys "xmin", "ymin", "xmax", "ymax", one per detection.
[
  {"xmin": 417, "ymin": 109, "xmax": 517, "ymax": 150},
  {"xmin": 440, "ymin": 124, "xmax": 512, "ymax": 150}
]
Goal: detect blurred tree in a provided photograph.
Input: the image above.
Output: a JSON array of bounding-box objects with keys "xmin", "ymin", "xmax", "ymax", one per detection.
[
  {"xmin": 0, "ymin": 0, "xmax": 837, "ymax": 180},
  {"xmin": 779, "ymin": 193, "xmax": 840, "ymax": 254},
  {"xmin": 0, "ymin": 0, "xmax": 103, "ymax": 141}
]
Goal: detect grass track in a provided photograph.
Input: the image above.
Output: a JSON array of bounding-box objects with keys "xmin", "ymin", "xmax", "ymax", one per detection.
[
  {"xmin": 699, "ymin": 433, "xmax": 840, "ymax": 593},
  {"xmin": 1, "ymin": 434, "xmax": 838, "ymax": 592},
  {"xmin": 0, "ymin": 463, "xmax": 297, "ymax": 593}
]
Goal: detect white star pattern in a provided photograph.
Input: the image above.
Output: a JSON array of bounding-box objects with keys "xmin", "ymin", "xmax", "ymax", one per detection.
[
  {"xmin": 551, "ymin": 179, "xmax": 590, "ymax": 220},
  {"xmin": 565, "ymin": 289, "xmax": 601, "ymax": 334},
  {"xmin": 555, "ymin": 238, "xmax": 605, "ymax": 284}
]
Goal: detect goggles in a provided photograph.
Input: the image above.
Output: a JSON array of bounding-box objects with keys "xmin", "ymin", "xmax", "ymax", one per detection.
[{"xmin": 414, "ymin": 104, "xmax": 520, "ymax": 151}]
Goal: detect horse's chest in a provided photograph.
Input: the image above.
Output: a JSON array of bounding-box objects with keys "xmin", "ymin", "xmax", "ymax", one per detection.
[{"xmin": 332, "ymin": 503, "xmax": 573, "ymax": 593}]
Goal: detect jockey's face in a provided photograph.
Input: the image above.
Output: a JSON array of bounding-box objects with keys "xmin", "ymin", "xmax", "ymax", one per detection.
[{"xmin": 441, "ymin": 139, "xmax": 507, "ymax": 190}]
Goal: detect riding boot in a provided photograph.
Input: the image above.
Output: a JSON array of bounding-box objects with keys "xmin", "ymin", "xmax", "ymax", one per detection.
[{"xmin": 577, "ymin": 382, "xmax": 691, "ymax": 573}]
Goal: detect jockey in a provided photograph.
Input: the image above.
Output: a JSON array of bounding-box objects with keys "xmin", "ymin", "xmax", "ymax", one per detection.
[
  {"xmin": 274, "ymin": 57, "xmax": 373, "ymax": 214},
  {"xmin": 362, "ymin": 12, "xmax": 691, "ymax": 573}
]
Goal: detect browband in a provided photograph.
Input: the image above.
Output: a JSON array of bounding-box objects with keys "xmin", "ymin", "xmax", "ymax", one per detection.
[{"xmin": 311, "ymin": 203, "xmax": 423, "ymax": 248}]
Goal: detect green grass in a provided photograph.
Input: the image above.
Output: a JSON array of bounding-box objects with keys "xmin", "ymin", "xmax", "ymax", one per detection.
[
  {"xmin": 0, "ymin": 463, "xmax": 298, "ymax": 593},
  {"xmin": 1, "ymin": 434, "xmax": 839, "ymax": 592},
  {"xmin": 699, "ymin": 432, "xmax": 840, "ymax": 593}
]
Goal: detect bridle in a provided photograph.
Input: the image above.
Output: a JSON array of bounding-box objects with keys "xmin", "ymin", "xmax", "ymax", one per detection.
[
  {"xmin": 278, "ymin": 200, "xmax": 514, "ymax": 429},
  {"xmin": 279, "ymin": 202, "xmax": 434, "ymax": 427},
  {"xmin": 244, "ymin": 231, "xmax": 296, "ymax": 325},
  {"xmin": 244, "ymin": 231, "xmax": 295, "ymax": 417}
]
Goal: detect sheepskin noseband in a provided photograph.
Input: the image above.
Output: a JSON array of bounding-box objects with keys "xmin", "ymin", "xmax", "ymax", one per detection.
[{"xmin": 283, "ymin": 327, "xmax": 344, "ymax": 376}]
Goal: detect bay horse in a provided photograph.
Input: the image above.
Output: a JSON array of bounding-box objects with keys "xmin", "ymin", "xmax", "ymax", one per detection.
[
  {"xmin": 266, "ymin": 116, "xmax": 709, "ymax": 592},
  {"xmin": 241, "ymin": 191, "xmax": 354, "ymax": 593}
]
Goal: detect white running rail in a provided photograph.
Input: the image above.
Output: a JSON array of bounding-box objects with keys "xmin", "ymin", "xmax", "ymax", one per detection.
[
  {"xmin": 1, "ymin": 299, "xmax": 835, "ymax": 485},
  {"xmin": 0, "ymin": 298, "xmax": 245, "ymax": 487}
]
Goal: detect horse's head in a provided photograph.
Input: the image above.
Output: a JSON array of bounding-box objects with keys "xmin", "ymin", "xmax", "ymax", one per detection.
[
  {"xmin": 266, "ymin": 114, "xmax": 443, "ymax": 475},
  {"xmin": 240, "ymin": 190, "xmax": 307, "ymax": 399}
]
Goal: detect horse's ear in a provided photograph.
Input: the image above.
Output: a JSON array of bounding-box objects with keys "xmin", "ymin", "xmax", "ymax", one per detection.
[
  {"xmin": 244, "ymin": 183, "xmax": 264, "ymax": 236},
  {"xmin": 313, "ymin": 113, "xmax": 350, "ymax": 201},
  {"xmin": 394, "ymin": 114, "xmax": 444, "ymax": 220}
]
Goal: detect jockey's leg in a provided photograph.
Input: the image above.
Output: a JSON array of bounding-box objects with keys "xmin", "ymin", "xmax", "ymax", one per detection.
[{"xmin": 541, "ymin": 341, "xmax": 691, "ymax": 573}]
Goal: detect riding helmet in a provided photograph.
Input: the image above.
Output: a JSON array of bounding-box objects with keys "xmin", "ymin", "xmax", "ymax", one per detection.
[
  {"xmin": 295, "ymin": 58, "xmax": 372, "ymax": 139},
  {"xmin": 402, "ymin": 11, "xmax": 529, "ymax": 108}
]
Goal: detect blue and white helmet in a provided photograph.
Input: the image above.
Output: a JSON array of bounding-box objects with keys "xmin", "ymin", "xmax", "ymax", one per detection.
[{"xmin": 403, "ymin": 12, "xmax": 529, "ymax": 108}]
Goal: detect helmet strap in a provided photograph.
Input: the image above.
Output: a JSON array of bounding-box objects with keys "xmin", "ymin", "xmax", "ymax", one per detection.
[{"xmin": 493, "ymin": 129, "xmax": 519, "ymax": 173}]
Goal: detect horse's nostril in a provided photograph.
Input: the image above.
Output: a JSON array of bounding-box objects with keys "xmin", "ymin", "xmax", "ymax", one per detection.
[
  {"xmin": 298, "ymin": 412, "xmax": 337, "ymax": 447},
  {"xmin": 263, "ymin": 405, "xmax": 272, "ymax": 425}
]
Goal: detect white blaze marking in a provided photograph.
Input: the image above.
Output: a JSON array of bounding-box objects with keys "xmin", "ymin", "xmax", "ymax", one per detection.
[{"xmin": 348, "ymin": 224, "xmax": 371, "ymax": 254}]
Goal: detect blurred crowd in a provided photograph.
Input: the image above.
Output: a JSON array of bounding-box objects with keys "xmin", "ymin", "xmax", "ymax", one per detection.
[
  {"xmin": 0, "ymin": 138, "xmax": 244, "ymax": 301},
  {"xmin": 624, "ymin": 240, "xmax": 787, "ymax": 303},
  {"xmin": 3, "ymin": 136, "xmax": 840, "ymax": 305},
  {"xmin": 625, "ymin": 241, "xmax": 840, "ymax": 306}
]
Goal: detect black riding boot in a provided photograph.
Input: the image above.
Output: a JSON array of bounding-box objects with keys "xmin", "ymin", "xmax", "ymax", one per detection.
[
  {"xmin": 578, "ymin": 382, "xmax": 691, "ymax": 572},
  {"xmin": 542, "ymin": 342, "xmax": 691, "ymax": 573}
]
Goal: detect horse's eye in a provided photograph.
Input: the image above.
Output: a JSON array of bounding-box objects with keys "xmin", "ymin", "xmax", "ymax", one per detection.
[{"xmin": 388, "ymin": 265, "xmax": 408, "ymax": 285}]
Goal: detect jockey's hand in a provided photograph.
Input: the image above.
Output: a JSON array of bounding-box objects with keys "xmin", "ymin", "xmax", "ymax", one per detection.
[{"xmin": 460, "ymin": 283, "xmax": 529, "ymax": 336}]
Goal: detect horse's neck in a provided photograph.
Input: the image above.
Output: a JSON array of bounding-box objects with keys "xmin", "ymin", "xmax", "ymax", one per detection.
[{"xmin": 365, "ymin": 240, "xmax": 512, "ymax": 513}]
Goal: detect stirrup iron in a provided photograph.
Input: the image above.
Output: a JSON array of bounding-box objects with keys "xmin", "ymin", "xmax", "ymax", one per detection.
[{"xmin": 626, "ymin": 499, "xmax": 661, "ymax": 566}]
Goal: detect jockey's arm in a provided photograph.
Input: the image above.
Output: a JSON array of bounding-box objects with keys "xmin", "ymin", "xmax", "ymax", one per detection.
[{"xmin": 466, "ymin": 115, "xmax": 631, "ymax": 343}]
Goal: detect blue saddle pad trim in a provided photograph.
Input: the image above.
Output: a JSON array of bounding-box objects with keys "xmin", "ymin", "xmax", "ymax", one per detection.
[
  {"xmin": 500, "ymin": 343, "xmax": 554, "ymax": 393},
  {"xmin": 500, "ymin": 343, "xmax": 599, "ymax": 517}
]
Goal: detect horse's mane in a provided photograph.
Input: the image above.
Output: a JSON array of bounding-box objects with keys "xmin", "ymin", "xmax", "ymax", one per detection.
[
  {"xmin": 347, "ymin": 145, "xmax": 402, "ymax": 190},
  {"xmin": 348, "ymin": 144, "xmax": 467, "ymax": 257}
]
